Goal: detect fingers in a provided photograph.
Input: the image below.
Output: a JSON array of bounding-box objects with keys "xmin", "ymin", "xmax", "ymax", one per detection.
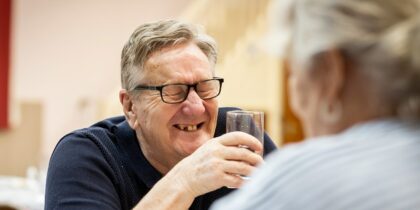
[
  {"xmin": 216, "ymin": 131, "xmax": 264, "ymax": 156},
  {"xmin": 221, "ymin": 173, "xmax": 245, "ymax": 189},
  {"xmin": 222, "ymin": 160, "xmax": 257, "ymax": 176},
  {"xmin": 219, "ymin": 160, "xmax": 260, "ymax": 188},
  {"xmin": 170, "ymin": 133, "xmax": 264, "ymax": 195},
  {"xmin": 221, "ymin": 146, "xmax": 263, "ymax": 166}
]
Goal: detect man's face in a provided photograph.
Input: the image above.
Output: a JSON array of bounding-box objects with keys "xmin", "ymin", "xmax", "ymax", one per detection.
[{"xmin": 130, "ymin": 42, "xmax": 218, "ymax": 170}]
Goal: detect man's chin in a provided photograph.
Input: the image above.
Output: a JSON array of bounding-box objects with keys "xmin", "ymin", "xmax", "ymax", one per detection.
[{"xmin": 177, "ymin": 135, "xmax": 210, "ymax": 156}]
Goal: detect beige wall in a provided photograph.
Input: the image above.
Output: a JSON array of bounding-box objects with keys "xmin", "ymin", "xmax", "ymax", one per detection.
[
  {"xmin": 217, "ymin": 17, "xmax": 282, "ymax": 144},
  {"xmin": 0, "ymin": 102, "xmax": 42, "ymax": 176}
]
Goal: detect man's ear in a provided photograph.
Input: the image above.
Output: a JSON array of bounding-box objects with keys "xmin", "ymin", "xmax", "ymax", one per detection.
[{"xmin": 119, "ymin": 89, "xmax": 138, "ymax": 128}]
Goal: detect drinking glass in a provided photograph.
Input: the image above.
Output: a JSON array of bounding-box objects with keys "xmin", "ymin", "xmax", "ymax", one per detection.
[{"xmin": 226, "ymin": 110, "xmax": 264, "ymax": 156}]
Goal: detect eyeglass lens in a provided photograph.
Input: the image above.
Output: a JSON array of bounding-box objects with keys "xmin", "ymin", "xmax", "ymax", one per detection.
[{"xmin": 162, "ymin": 80, "xmax": 220, "ymax": 103}]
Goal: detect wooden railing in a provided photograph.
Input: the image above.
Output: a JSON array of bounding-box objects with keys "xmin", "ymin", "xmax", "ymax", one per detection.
[{"xmin": 182, "ymin": 0, "xmax": 271, "ymax": 63}]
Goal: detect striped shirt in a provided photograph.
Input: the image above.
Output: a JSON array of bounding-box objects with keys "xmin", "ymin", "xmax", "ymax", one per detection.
[{"xmin": 210, "ymin": 119, "xmax": 420, "ymax": 210}]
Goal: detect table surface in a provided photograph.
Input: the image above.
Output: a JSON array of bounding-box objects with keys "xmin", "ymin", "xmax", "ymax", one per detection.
[{"xmin": 0, "ymin": 176, "xmax": 44, "ymax": 210}]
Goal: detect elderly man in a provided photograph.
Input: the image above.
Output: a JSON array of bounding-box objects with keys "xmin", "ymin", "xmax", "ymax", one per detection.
[{"xmin": 45, "ymin": 20, "xmax": 277, "ymax": 210}]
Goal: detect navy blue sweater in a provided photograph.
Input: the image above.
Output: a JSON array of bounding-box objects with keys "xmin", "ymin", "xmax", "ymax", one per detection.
[{"xmin": 45, "ymin": 107, "xmax": 277, "ymax": 210}]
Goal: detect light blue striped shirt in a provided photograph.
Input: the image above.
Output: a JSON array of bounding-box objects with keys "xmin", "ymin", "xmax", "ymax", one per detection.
[{"xmin": 210, "ymin": 119, "xmax": 420, "ymax": 210}]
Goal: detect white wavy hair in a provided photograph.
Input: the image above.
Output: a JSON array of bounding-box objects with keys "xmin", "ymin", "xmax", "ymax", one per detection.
[{"xmin": 270, "ymin": 0, "xmax": 420, "ymax": 120}]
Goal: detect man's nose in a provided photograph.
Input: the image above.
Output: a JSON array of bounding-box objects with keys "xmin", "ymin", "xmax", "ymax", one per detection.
[{"xmin": 181, "ymin": 89, "xmax": 205, "ymax": 115}]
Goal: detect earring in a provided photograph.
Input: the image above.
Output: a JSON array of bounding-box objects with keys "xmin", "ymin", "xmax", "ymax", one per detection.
[{"xmin": 320, "ymin": 100, "xmax": 342, "ymax": 123}]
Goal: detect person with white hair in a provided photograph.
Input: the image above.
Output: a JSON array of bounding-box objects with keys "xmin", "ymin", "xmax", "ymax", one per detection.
[{"xmin": 210, "ymin": 0, "xmax": 420, "ymax": 209}]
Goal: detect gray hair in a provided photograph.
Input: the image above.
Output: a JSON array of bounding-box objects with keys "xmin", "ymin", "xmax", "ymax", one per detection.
[
  {"xmin": 121, "ymin": 20, "xmax": 218, "ymax": 91},
  {"xmin": 285, "ymin": 0, "xmax": 420, "ymax": 120}
]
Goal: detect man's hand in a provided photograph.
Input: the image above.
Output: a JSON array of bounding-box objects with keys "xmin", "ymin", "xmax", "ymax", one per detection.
[
  {"xmin": 133, "ymin": 131, "xmax": 263, "ymax": 210},
  {"xmin": 167, "ymin": 131, "xmax": 264, "ymax": 197}
]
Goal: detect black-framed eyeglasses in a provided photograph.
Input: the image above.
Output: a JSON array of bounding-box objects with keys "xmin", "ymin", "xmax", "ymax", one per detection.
[{"xmin": 132, "ymin": 77, "xmax": 224, "ymax": 104}]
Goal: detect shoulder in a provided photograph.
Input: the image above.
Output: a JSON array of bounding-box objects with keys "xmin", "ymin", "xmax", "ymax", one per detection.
[
  {"xmin": 51, "ymin": 128, "xmax": 110, "ymax": 159},
  {"xmin": 47, "ymin": 126, "xmax": 118, "ymax": 183},
  {"xmin": 45, "ymin": 118, "xmax": 128, "ymax": 209},
  {"xmin": 47, "ymin": 116, "xmax": 129, "ymax": 190},
  {"xmin": 210, "ymin": 135, "xmax": 345, "ymax": 210},
  {"xmin": 255, "ymin": 135, "xmax": 340, "ymax": 180},
  {"xmin": 48, "ymin": 115, "xmax": 132, "ymax": 179},
  {"xmin": 50, "ymin": 127, "xmax": 113, "ymax": 164},
  {"xmin": 211, "ymin": 120, "xmax": 420, "ymax": 210},
  {"xmin": 259, "ymin": 119, "xmax": 420, "ymax": 184},
  {"xmin": 51, "ymin": 115, "xmax": 127, "ymax": 160}
]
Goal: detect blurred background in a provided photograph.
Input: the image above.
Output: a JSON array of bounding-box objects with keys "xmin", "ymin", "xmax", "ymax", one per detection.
[{"xmin": 0, "ymin": 0, "xmax": 302, "ymax": 209}]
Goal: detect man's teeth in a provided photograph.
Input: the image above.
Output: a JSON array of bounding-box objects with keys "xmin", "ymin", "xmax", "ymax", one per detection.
[
  {"xmin": 187, "ymin": 125, "xmax": 197, "ymax": 131},
  {"xmin": 177, "ymin": 125, "xmax": 198, "ymax": 131}
]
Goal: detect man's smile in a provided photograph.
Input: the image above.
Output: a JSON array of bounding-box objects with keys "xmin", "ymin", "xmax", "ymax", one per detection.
[{"xmin": 174, "ymin": 122, "xmax": 205, "ymax": 132}]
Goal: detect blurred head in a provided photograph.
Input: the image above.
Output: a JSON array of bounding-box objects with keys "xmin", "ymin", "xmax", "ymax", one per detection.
[
  {"xmin": 119, "ymin": 20, "xmax": 220, "ymax": 173},
  {"xmin": 272, "ymin": 0, "xmax": 420, "ymax": 137}
]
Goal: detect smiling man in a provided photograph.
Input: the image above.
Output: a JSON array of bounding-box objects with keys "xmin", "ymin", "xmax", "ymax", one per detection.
[{"xmin": 45, "ymin": 20, "xmax": 277, "ymax": 210}]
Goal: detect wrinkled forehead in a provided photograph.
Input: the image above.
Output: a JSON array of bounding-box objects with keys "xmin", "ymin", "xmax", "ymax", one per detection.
[{"xmin": 138, "ymin": 43, "xmax": 214, "ymax": 85}]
